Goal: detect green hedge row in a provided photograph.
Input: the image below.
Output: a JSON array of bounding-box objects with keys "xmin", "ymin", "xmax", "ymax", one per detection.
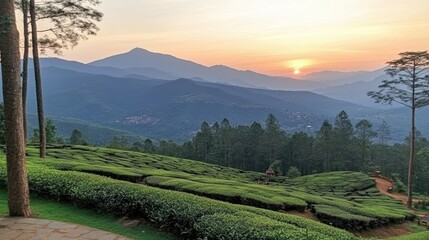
[
  {"xmin": 0, "ymin": 161, "xmax": 356, "ymax": 240},
  {"xmin": 36, "ymin": 156, "xmax": 413, "ymax": 230},
  {"xmin": 389, "ymin": 231, "xmax": 429, "ymax": 240},
  {"xmin": 194, "ymin": 212, "xmax": 325, "ymax": 240},
  {"xmin": 28, "ymin": 147, "xmax": 415, "ymax": 232},
  {"xmin": 313, "ymin": 205, "xmax": 374, "ymax": 231},
  {"xmin": 145, "ymin": 176, "xmax": 307, "ymax": 212}
]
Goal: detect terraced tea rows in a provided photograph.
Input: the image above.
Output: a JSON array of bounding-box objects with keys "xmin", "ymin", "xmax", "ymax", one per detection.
[
  {"xmin": 0, "ymin": 158, "xmax": 357, "ymax": 240},
  {"xmin": 27, "ymin": 145, "xmax": 414, "ymax": 231}
]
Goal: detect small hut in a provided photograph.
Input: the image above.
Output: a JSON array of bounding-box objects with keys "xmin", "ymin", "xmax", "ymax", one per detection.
[
  {"xmin": 373, "ymin": 170, "xmax": 382, "ymax": 177},
  {"xmin": 266, "ymin": 167, "xmax": 276, "ymax": 177}
]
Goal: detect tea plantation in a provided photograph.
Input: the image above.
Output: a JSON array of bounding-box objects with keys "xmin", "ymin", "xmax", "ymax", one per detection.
[{"xmin": 0, "ymin": 145, "xmax": 424, "ymax": 239}]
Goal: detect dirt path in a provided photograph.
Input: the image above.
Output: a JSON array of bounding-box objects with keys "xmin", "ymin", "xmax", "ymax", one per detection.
[
  {"xmin": 372, "ymin": 177, "xmax": 423, "ymax": 205},
  {"xmin": 284, "ymin": 179, "xmax": 427, "ymax": 239},
  {"xmin": 352, "ymin": 223, "xmax": 415, "ymax": 239}
]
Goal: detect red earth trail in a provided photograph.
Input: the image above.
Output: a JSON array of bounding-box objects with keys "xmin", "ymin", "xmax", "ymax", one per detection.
[{"xmin": 372, "ymin": 176, "xmax": 424, "ymax": 205}]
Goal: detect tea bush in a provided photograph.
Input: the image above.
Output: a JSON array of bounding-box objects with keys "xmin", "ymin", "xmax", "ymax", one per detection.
[{"xmin": 0, "ymin": 159, "xmax": 356, "ymax": 240}]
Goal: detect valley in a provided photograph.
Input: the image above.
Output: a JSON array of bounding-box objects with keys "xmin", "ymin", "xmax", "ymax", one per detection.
[{"xmin": 1, "ymin": 51, "xmax": 427, "ymax": 143}]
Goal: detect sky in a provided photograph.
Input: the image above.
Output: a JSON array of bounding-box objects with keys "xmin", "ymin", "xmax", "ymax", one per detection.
[{"xmin": 50, "ymin": 0, "xmax": 429, "ymax": 77}]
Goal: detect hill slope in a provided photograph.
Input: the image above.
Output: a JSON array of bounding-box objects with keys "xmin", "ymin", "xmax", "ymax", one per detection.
[
  {"xmin": 2, "ymin": 67, "xmax": 372, "ymax": 140},
  {"xmin": 302, "ymin": 68, "xmax": 385, "ymax": 86},
  {"xmin": 90, "ymin": 48, "xmax": 324, "ymax": 90},
  {"xmin": 25, "ymin": 145, "xmax": 414, "ymax": 234}
]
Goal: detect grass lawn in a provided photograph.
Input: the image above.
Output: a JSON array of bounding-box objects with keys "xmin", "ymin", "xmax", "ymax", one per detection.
[
  {"xmin": 389, "ymin": 231, "xmax": 429, "ymax": 240},
  {"xmin": 0, "ymin": 188, "xmax": 175, "ymax": 240}
]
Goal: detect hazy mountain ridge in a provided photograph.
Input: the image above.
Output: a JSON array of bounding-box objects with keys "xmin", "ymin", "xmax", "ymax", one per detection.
[
  {"xmin": 5, "ymin": 48, "xmax": 424, "ymax": 142},
  {"xmin": 89, "ymin": 48, "xmax": 326, "ymax": 90},
  {"xmin": 40, "ymin": 48, "xmax": 387, "ymax": 92},
  {"xmin": 314, "ymin": 74, "xmax": 397, "ymax": 108},
  {"xmin": 302, "ymin": 68, "xmax": 385, "ymax": 83},
  {"xmin": 39, "ymin": 57, "xmax": 174, "ymax": 81},
  {"xmin": 1, "ymin": 66, "xmax": 375, "ymax": 141}
]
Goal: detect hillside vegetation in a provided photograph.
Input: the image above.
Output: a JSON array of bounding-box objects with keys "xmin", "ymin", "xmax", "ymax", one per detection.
[
  {"xmin": 21, "ymin": 146, "xmax": 415, "ymax": 232},
  {"xmin": 0, "ymin": 147, "xmax": 357, "ymax": 240},
  {"xmin": 5, "ymin": 65, "xmax": 373, "ymax": 141}
]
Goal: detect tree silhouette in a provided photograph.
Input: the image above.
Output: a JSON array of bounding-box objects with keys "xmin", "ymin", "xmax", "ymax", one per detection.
[
  {"xmin": 18, "ymin": 0, "xmax": 103, "ymax": 156},
  {"xmin": 368, "ymin": 51, "xmax": 429, "ymax": 207},
  {"xmin": 0, "ymin": 0, "xmax": 32, "ymax": 216}
]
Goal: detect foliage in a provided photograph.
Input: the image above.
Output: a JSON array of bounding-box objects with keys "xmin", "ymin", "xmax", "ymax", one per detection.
[
  {"xmin": 368, "ymin": 51, "xmax": 429, "ymax": 206},
  {"xmin": 106, "ymin": 136, "xmax": 130, "ymax": 149},
  {"xmin": 414, "ymin": 200, "xmax": 429, "ymax": 211},
  {"xmin": 286, "ymin": 167, "xmax": 301, "ymax": 179},
  {"xmin": 0, "ymin": 157, "xmax": 357, "ymax": 240},
  {"xmin": 269, "ymin": 160, "xmax": 282, "ymax": 175},
  {"xmin": 312, "ymin": 204, "xmax": 374, "ymax": 231},
  {"xmin": 355, "ymin": 119, "xmax": 377, "ymax": 171},
  {"xmin": 0, "ymin": 189, "xmax": 174, "ymax": 240},
  {"xmin": 21, "ymin": 146, "xmax": 415, "ymax": 231},
  {"xmin": 137, "ymin": 112, "xmax": 429, "ymax": 194},
  {"xmin": 70, "ymin": 128, "xmax": 88, "ymax": 145},
  {"xmin": 377, "ymin": 120, "xmax": 391, "ymax": 144},
  {"xmin": 28, "ymin": 0, "xmax": 104, "ymax": 55},
  {"xmin": 389, "ymin": 231, "xmax": 429, "ymax": 240},
  {"xmin": 415, "ymin": 148, "xmax": 429, "ymax": 195},
  {"xmin": 31, "ymin": 118, "xmax": 59, "ymax": 144},
  {"xmin": 367, "ymin": 51, "xmax": 429, "ymax": 108},
  {"xmin": 391, "ymin": 173, "xmax": 407, "ymax": 194}
]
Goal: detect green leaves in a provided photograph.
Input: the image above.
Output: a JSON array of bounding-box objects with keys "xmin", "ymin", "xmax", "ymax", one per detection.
[
  {"xmin": 390, "ymin": 231, "xmax": 429, "ymax": 240},
  {"xmin": 0, "ymin": 155, "xmax": 358, "ymax": 240},
  {"xmin": 368, "ymin": 51, "xmax": 429, "ymax": 109},
  {"xmin": 21, "ymin": 145, "xmax": 417, "ymax": 233}
]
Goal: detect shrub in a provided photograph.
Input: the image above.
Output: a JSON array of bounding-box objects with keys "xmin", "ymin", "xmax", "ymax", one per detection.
[
  {"xmin": 391, "ymin": 173, "xmax": 407, "ymax": 194},
  {"xmin": 145, "ymin": 176, "xmax": 308, "ymax": 212},
  {"xmin": 313, "ymin": 204, "xmax": 374, "ymax": 231},
  {"xmin": 0, "ymin": 160, "xmax": 356, "ymax": 240},
  {"xmin": 414, "ymin": 200, "xmax": 429, "ymax": 211},
  {"xmin": 389, "ymin": 231, "xmax": 429, "ymax": 240},
  {"xmin": 269, "ymin": 160, "xmax": 282, "ymax": 176},
  {"xmin": 194, "ymin": 212, "xmax": 324, "ymax": 240},
  {"xmin": 17, "ymin": 147, "xmax": 415, "ymax": 232},
  {"xmin": 286, "ymin": 167, "xmax": 301, "ymax": 179}
]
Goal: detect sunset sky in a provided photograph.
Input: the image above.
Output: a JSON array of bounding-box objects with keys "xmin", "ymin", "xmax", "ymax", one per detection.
[{"xmin": 53, "ymin": 0, "xmax": 429, "ymax": 77}]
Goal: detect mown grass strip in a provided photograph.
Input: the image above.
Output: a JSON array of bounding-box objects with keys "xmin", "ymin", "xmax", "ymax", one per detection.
[{"xmin": 0, "ymin": 189, "xmax": 174, "ymax": 240}]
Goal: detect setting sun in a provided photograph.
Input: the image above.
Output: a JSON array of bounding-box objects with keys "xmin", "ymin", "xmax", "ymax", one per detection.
[{"xmin": 294, "ymin": 69, "xmax": 301, "ymax": 75}]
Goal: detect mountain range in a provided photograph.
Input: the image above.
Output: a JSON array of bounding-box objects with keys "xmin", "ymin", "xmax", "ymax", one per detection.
[
  {"xmin": 13, "ymin": 66, "xmax": 372, "ymax": 141},
  {"xmin": 1, "ymin": 47, "xmax": 426, "ymax": 143}
]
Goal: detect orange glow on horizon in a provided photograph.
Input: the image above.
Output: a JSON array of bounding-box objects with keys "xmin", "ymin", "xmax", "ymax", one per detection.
[{"xmin": 46, "ymin": 0, "xmax": 429, "ymax": 76}]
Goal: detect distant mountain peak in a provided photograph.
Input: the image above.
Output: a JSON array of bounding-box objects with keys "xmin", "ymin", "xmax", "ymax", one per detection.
[
  {"xmin": 126, "ymin": 47, "xmax": 182, "ymax": 61},
  {"xmin": 129, "ymin": 47, "xmax": 149, "ymax": 53},
  {"xmin": 89, "ymin": 48, "xmax": 322, "ymax": 90},
  {"xmin": 210, "ymin": 64, "xmax": 230, "ymax": 69}
]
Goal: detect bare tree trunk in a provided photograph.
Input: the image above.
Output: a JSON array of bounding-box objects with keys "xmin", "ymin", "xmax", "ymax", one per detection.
[
  {"xmin": 29, "ymin": 0, "xmax": 46, "ymax": 158},
  {"xmin": 22, "ymin": 0, "xmax": 29, "ymax": 140},
  {"xmin": 0, "ymin": 0, "xmax": 32, "ymax": 217},
  {"xmin": 407, "ymin": 106, "xmax": 415, "ymax": 208}
]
